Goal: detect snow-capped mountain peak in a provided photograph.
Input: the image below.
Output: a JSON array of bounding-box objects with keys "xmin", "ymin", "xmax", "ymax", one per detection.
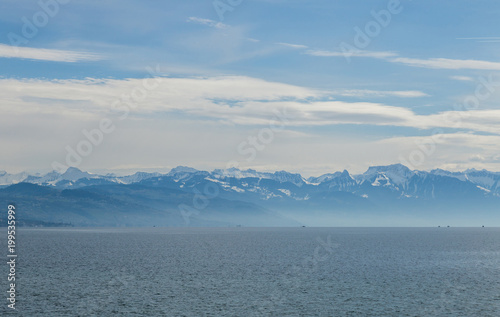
[
  {"xmin": 168, "ymin": 166, "xmax": 199, "ymax": 175},
  {"xmin": 0, "ymin": 164, "xmax": 499, "ymax": 197},
  {"xmin": 359, "ymin": 163, "xmax": 413, "ymax": 187},
  {"xmin": 211, "ymin": 168, "xmax": 270, "ymax": 179},
  {"xmin": 117, "ymin": 172, "xmax": 162, "ymax": 184},
  {"xmin": 308, "ymin": 172, "xmax": 342, "ymax": 184},
  {"xmin": 61, "ymin": 167, "xmax": 93, "ymax": 181},
  {"xmin": 271, "ymin": 171, "xmax": 306, "ymax": 186}
]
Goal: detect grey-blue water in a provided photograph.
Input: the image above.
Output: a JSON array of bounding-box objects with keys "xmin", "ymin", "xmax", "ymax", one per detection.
[{"xmin": 1, "ymin": 227, "xmax": 500, "ymax": 316}]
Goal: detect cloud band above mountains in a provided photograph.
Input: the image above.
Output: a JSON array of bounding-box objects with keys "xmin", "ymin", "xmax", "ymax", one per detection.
[{"xmin": 1, "ymin": 75, "xmax": 499, "ymax": 134}]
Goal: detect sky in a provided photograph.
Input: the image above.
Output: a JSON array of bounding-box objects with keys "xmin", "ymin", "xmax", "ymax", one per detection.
[{"xmin": 1, "ymin": 0, "xmax": 500, "ymax": 176}]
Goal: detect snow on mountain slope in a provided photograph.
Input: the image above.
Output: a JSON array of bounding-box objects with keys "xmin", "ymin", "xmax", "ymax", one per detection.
[
  {"xmin": 308, "ymin": 171, "xmax": 343, "ymax": 184},
  {"xmin": 430, "ymin": 168, "xmax": 500, "ymax": 193},
  {"xmin": 0, "ymin": 171, "xmax": 29, "ymax": 185},
  {"xmin": 1, "ymin": 164, "xmax": 499, "ymax": 201},
  {"xmin": 166, "ymin": 166, "xmax": 201, "ymax": 181},
  {"xmin": 60, "ymin": 167, "xmax": 94, "ymax": 181},
  {"xmin": 116, "ymin": 172, "xmax": 162, "ymax": 184},
  {"xmin": 211, "ymin": 168, "xmax": 272, "ymax": 179},
  {"xmin": 271, "ymin": 171, "xmax": 306, "ymax": 186},
  {"xmin": 357, "ymin": 164, "xmax": 414, "ymax": 187},
  {"xmin": 24, "ymin": 171, "xmax": 61, "ymax": 185},
  {"xmin": 316, "ymin": 170, "xmax": 357, "ymax": 191},
  {"xmin": 430, "ymin": 169, "xmax": 468, "ymax": 182}
]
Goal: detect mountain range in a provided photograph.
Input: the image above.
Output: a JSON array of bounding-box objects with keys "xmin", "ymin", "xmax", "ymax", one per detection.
[{"xmin": 1, "ymin": 164, "xmax": 499, "ymax": 227}]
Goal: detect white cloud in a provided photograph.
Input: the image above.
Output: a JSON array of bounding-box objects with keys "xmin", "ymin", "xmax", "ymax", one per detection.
[
  {"xmin": 0, "ymin": 44, "xmax": 102, "ymax": 62},
  {"xmin": 376, "ymin": 132, "xmax": 500, "ymax": 172},
  {"xmin": 304, "ymin": 47, "xmax": 500, "ymax": 71},
  {"xmin": 450, "ymin": 75, "xmax": 474, "ymax": 81},
  {"xmin": 333, "ymin": 89, "xmax": 428, "ymax": 98},
  {"xmin": 2, "ymin": 75, "xmax": 500, "ymax": 174},
  {"xmin": 457, "ymin": 37, "xmax": 500, "ymax": 43},
  {"xmin": 186, "ymin": 17, "xmax": 228, "ymax": 29},
  {"xmin": 1, "ymin": 75, "xmax": 499, "ymax": 134},
  {"xmin": 276, "ymin": 42, "xmax": 308, "ymax": 49},
  {"xmin": 390, "ymin": 57, "xmax": 500, "ymax": 70},
  {"xmin": 305, "ymin": 49, "xmax": 397, "ymax": 58},
  {"xmin": 457, "ymin": 37, "xmax": 500, "ymax": 40}
]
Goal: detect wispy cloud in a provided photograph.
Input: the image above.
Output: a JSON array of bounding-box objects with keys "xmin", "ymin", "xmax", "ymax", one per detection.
[
  {"xmin": 390, "ymin": 57, "xmax": 500, "ymax": 70},
  {"xmin": 457, "ymin": 37, "xmax": 500, "ymax": 43},
  {"xmin": 376, "ymin": 133, "xmax": 500, "ymax": 172},
  {"xmin": 2, "ymin": 76, "xmax": 500, "ymax": 135},
  {"xmin": 0, "ymin": 44, "xmax": 103, "ymax": 63},
  {"xmin": 450, "ymin": 75, "xmax": 474, "ymax": 81},
  {"xmin": 186, "ymin": 17, "xmax": 228, "ymax": 29},
  {"xmin": 305, "ymin": 50, "xmax": 397, "ymax": 59},
  {"xmin": 304, "ymin": 47, "xmax": 500, "ymax": 71},
  {"xmin": 276, "ymin": 42, "xmax": 308, "ymax": 49},
  {"xmin": 333, "ymin": 89, "xmax": 429, "ymax": 98},
  {"xmin": 3, "ymin": 76, "xmax": 500, "ymax": 173}
]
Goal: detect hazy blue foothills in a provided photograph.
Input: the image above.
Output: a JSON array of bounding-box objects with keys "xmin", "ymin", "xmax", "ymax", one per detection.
[{"xmin": 1, "ymin": 164, "xmax": 499, "ymax": 227}]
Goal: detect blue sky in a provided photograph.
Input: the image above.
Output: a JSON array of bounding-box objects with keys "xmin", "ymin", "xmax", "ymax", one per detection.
[{"xmin": 1, "ymin": 0, "xmax": 500, "ymax": 175}]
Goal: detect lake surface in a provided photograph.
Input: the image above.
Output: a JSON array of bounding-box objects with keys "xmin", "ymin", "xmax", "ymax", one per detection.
[{"xmin": 1, "ymin": 227, "xmax": 500, "ymax": 316}]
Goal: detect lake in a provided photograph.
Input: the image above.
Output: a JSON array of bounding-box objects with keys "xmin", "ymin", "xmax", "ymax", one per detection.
[{"xmin": 1, "ymin": 227, "xmax": 499, "ymax": 316}]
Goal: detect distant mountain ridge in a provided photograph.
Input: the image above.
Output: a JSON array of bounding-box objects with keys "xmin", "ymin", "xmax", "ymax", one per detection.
[
  {"xmin": 2, "ymin": 164, "xmax": 500, "ymax": 195},
  {"xmin": 1, "ymin": 164, "xmax": 499, "ymax": 227}
]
